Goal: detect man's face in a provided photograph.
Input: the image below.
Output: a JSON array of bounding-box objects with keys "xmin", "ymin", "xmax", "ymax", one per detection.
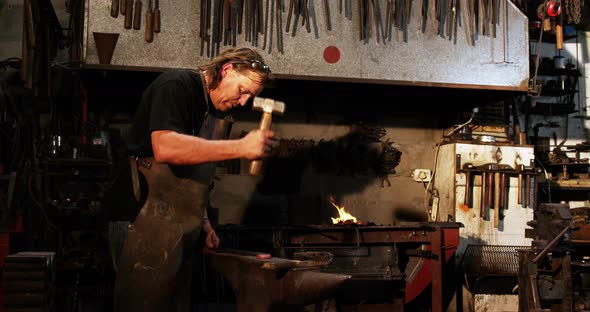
[{"xmin": 211, "ymin": 63, "xmax": 265, "ymax": 112}]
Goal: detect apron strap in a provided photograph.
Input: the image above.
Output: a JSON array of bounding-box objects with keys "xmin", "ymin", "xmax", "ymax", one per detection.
[{"xmin": 128, "ymin": 156, "xmax": 152, "ymax": 203}]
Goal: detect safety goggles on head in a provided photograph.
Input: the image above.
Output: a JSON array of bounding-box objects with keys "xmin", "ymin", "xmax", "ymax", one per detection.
[{"xmin": 233, "ymin": 59, "xmax": 271, "ymax": 74}]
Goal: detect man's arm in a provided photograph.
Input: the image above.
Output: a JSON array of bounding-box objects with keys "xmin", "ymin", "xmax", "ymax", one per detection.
[{"xmin": 151, "ymin": 129, "xmax": 274, "ymax": 165}]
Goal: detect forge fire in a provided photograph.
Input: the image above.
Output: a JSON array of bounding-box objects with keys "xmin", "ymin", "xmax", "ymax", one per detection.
[{"xmin": 330, "ymin": 196, "xmax": 358, "ymax": 224}]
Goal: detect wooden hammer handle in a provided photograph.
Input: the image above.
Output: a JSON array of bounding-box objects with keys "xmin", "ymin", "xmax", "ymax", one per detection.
[
  {"xmin": 145, "ymin": 10, "xmax": 154, "ymax": 42},
  {"xmin": 493, "ymin": 172, "xmax": 500, "ymax": 228},
  {"xmin": 133, "ymin": 0, "xmax": 142, "ymax": 30},
  {"xmin": 555, "ymin": 16, "xmax": 563, "ymax": 50},
  {"xmin": 120, "ymin": 0, "xmax": 127, "ymax": 15},
  {"xmin": 258, "ymin": 112, "xmax": 273, "ymax": 131},
  {"xmin": 124, "ymin": 0, "xmax": 133, "ymax": 29},
  {"xmin": 249, "ymin": 160, "xmax": 263, "ymax": 175},
  {"xmin": 111, "ymin": 0, "xmax": 119, "ymax": 17},
  {"xmin": 153, "ymin": 8, "xmax": 161, "ymax": 32},
  {"xmin": 249, "ymin": 113, "xmax": 273, "ymax": 175}
]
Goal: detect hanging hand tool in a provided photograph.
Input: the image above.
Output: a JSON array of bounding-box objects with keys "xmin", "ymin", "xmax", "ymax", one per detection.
[
  {"xmin": 493, "ymin": 172, "xmax": 500, "ymax": 228},
  {"xmin": 385, "ymin": 0, "xmax": 396, "ymax": 41},
  {"xmin": 229, "ymin": 0, "xmax": 239, "ymax": 46},
  {"xmin": 420, "ymin": 0, "xmax": 428, "ymax": 32},
  {"xmin": 346, "ymin": 0, "xmax": 352, "ymax": 19},
  {"xmin": 121, "ymin": 0, "xmax": 127, "ymax": 15},
  {"xmin": 525, "ymin": 172, "xmax": 531, "ymax": 208},
  {"xmin": 303, "ymin": 0, "xmax": 311, "ymax": 33},
  {"xmin": 487, "ymin": 170, "xmax": 493, "ymax": 207},
  {"xmin": 532, "ymin": 170, "xmax": 539, "ymax": 210},
  {"xmin": 153, "ymin": 0, "xmax": 160, "ymax": 33},
  {"xmin": 500, "ymin": 172, "xmax": 506, "ymax": 209},
  {"xmin": 375, "ymin": 0, "xmax": 387, "ymax": 43},
  {"xmin": 276, "ymin": 0, "xmax": 284, "ymax": 53},
  {"xmin": 445, "ymin": 0, "xmax": 452, "ymax": 38},
  {"xmin": 450, "ymin": 0, "xmax": 458, "ymax": 41},
  {"xmin": 124, "ymin": 0, "xmax": 134, "ymax": 29},
  {"xmin": 222, "ymin": 0, "xmax": 231, "ymax": 45},
  {"xmin": 199, "ymin": 0, "xmax": 211, "ymax": 56},
  {"xmin": 480, "ymin": 172, "xmax": 486, "ymax": 218},
  {"xmin": 466, "ymin": 0, "xmax": 475, "ymax": 45},
  {"xmin": 490, "ymin": 0, "xmax": 496, "ymax": 38},
  {"xmin": 210, "ymin": 0, "xmax": 221, "ymax": 56},
  {"xmin": 480, "ymin": 0, "xmax": 487, "ymax": 36},
  {"xmin": 133, "ymin": 0, "xmax": 142, "ymax": 30},
  {"xmin": 436, "ymin": 0, "xmax": 443, "ymax": 34},
  {"xmin": 257, "ymin": 0, "xmax": 264, "ymax": 41},
  {"xmin": 359, "ymin": 0, "xmax": 365, "ymax": 40},
  {"xmin": 324, "ymin": 0, "xmax": 331, "ymax": 31},
  {"xmin": 286, "ymin": 0, "xmax": 295, "ymax": 32},
  {"xmin": 145, "ymin": 0, "xmax": 154, "ymax": 42},
  {"xmin": 402, "ymin": 0, "xmax": 410, "ymax": 42},
  {"xmin": 111, "ymin": 0, "xmax": 119, "ymax": 17},
  {"xmin": 517, "ymin": 164, "xmax": 524, "ymax": 205},
  {"xmin": 369, "ymin": 0, "xmax": 378, "ymax": 42},
  {"xmin": 263, "ymin": 0, "xmax": 270, "ymax": 49},
  {"xmin": 556, "ymin": 11, "xmax": 564, "ymax": 49},
  {"xmin": 463, "ymin": 163, "xmax": 474, "ymax": 207}
]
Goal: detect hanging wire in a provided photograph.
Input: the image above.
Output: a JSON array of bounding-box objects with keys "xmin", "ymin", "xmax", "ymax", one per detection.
[
  {"xmin": 445, "ymin": 112, "xmax": 475, "ymax": 138},
  {"xmin": 531, "ymin": 0, "xmax": 552, "ymax": 94}
]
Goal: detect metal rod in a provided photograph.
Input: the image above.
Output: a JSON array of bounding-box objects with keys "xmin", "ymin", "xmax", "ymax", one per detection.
[{"xmin": 532, "ymin": 223, "xmax": 573, "ymax": 263}]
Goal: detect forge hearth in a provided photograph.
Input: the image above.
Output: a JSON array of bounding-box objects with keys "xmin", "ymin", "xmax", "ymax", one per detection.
[{"xmin": 213, "ymin": 222, "xmax": 462, "ymax": 311}]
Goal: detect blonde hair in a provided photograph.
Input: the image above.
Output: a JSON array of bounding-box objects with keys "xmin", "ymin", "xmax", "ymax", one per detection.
[{"xmin": 199, "ymin": 48, "xmax": 272, "ymax": 89}]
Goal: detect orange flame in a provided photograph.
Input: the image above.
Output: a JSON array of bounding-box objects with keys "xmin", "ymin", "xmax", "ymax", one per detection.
[{"xmin": 329, "ymin": 196, "xmax": 357, "ymax": 224}]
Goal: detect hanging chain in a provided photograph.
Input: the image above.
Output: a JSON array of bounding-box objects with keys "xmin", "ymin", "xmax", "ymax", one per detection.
[{"xmin": 566, "ymin": 0, "xmax": 583, "ymax": 24}]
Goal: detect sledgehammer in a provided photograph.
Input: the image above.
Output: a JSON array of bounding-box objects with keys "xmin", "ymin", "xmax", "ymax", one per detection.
[{"xmin": 249, "ymin": 97, "xmax": 285, "ymax": 175}]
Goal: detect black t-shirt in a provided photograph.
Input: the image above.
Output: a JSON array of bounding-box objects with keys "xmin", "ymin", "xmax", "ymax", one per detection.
[
  {"xmin": 127, "ymin": 69, "xmax": 228, "ymax": 180},
  {"xmin": 127, "ymin": 69, "xmax": 209, "ymax": 156}
]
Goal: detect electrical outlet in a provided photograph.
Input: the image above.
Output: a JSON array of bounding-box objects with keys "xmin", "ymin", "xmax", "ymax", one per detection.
[{"xmin": 412, "ymin": 169, "xmax": 432, "ymax": 182}]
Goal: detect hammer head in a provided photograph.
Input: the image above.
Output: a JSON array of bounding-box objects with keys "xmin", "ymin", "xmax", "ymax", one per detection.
[{"xmin": 253, "ymin": 97, "xmax": 285, "ymax": 115}]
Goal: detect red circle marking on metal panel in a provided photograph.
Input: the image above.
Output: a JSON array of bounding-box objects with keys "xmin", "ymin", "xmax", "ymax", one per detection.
[{"xmin": 323, "ymin": 46, "xmax": 341, "ymax": 64}]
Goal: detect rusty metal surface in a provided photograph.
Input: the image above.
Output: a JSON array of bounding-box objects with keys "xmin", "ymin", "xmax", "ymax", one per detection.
[
  {"xmin": 214, "ymin": 223, "xmax": 460, "ymax": 312},
  {"xmin": 84, "ymin": 0, "xmax": 529, "ymax": 90},
  {"xmin": 208, "ymin": 251, "xmax": 350, "ymax": 311},
  {"xmin": 283, "ymin": 222, "xmax": 462, "ymax": 245}
]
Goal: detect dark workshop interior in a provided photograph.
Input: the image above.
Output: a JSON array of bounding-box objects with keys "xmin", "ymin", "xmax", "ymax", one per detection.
[{"xmin": 2, "ymin": 0, "xmax": 590, "ymax": 311}]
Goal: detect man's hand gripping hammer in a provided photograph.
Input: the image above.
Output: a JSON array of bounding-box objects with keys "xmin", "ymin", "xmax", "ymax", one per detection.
[{"xmin": 249, "ymin": 97, "xmax": 285, "ymax": 175}]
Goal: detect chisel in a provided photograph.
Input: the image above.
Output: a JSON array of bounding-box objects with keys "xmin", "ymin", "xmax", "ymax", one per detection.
[
  {"xmin": 480, "ymin": 172, "xmax": 486, "ymax": 218},
  {"xmin": 154, "ymin": 0, "xmax": 160, "ymax": 33},
  {"xmin": 133, "ymin": 0, "xmax": 142, "ymax": 30},
  {"xmin": 324, "ymin": 0, "xmax": 332, "ymax": 31},
  {"xmin": 145, "ymin": 0, "xmax": 154, "ymax": 42},
  {"xmin": 124, "ymin": 0, "xmax": 134, "ymax": 29},
  {"xmin": 500, "ymin": 173, "xmax": 505, "ymax": 209},
  {"xmin": 494, "ymin": 172, "xmax": 500, "ymax": 228},
  {"xmin": 111, "ymin": 0, "xmax": 119, "ymax": 17},
  {"xmin": 517, "ymin": 164, "xmax": 524, "ymax": 205},
  {"xmin": 525, "ymin": 173, "xmax": 531, "ymax": 208},
  {"xmin": 487, "ymin": 170, "xmax": 493, "ymax": 207}
]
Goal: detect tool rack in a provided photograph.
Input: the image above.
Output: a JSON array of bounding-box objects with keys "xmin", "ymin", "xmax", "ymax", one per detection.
[{"xmin": 457, "ymin": 158, "xmax": 541, "ymax": 228}]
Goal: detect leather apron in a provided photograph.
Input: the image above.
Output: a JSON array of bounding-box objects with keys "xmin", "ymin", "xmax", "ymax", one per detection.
[{"xmin": 114, "ymin": 111, "xmax": 233, "ymax": 312}]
